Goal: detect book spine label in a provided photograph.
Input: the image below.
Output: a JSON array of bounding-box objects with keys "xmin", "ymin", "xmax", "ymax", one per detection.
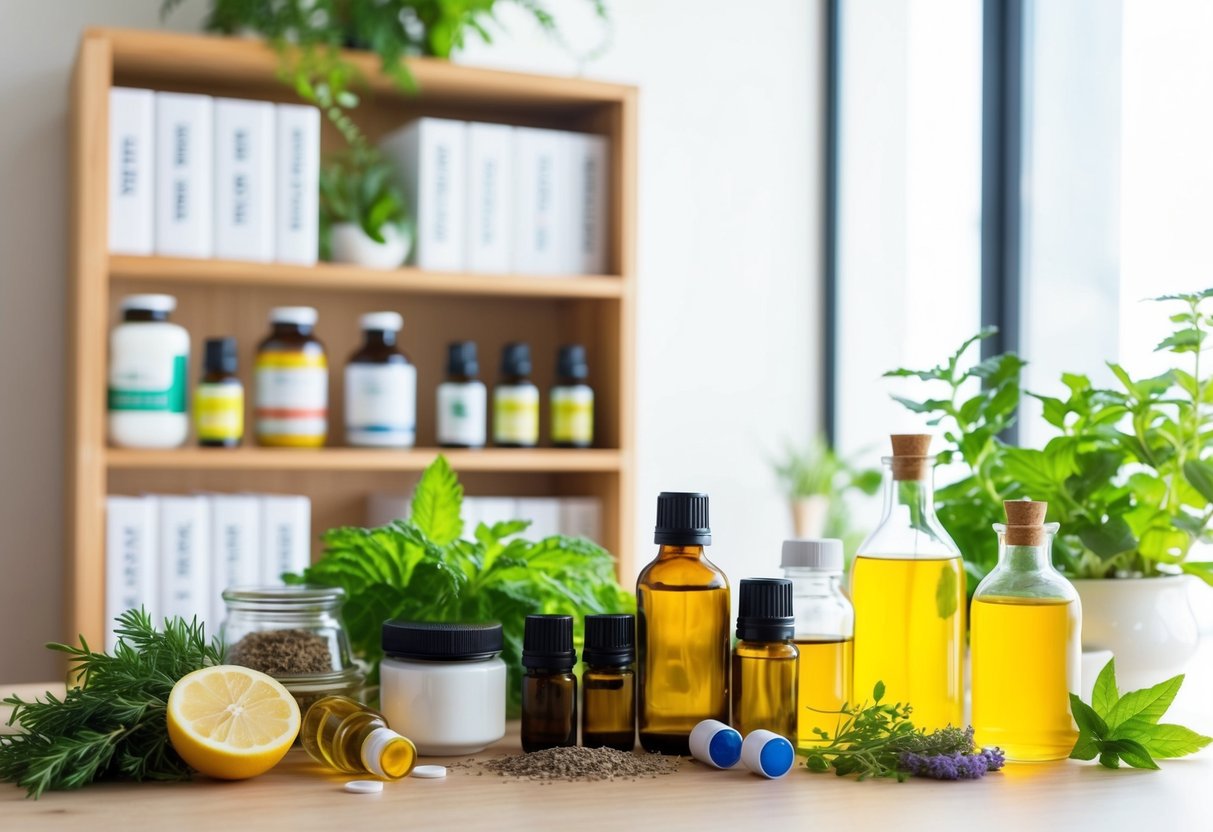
[
  {"xmin": 572, "ymin": 134, "xmax": 610, "ymax": 274},
  {"xmin": 154, "ymin": 93, "xmax": 214, "ymax": 258},
  {"xmin": 157, "ymin": 495, "xmax": 210, "ymax": 624},
  {"xmin": 512, "ymin": 128, "xmax": 569, "ymax": 275},
  {"xmin": 108, "ymin": 88, "xmax": 155, "ymax": 255},
  {"xmin": 260, "ymin": 495, "xmax": 311, "ymax": 583},
  {"xmin": 209, "ymin": 495, "xmax": 261, "ymax": 628},
  {"xmin": 105, "ymin": 496, "xmax": 157, "ymax": 649},
  {"xmin": 465, "ymin": 123, "xmax": 514, "ymax": 272},
  {"xmin": 214, "ymin": 98, "xmax": 275, "ymax": 262},
  {"xmin": 274, "ymin": 104, "xmax": 320, "ymax": 265}
]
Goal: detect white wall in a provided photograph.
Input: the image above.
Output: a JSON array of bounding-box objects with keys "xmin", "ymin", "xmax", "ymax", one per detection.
[{"xmin": 0, "ymin": 0, "xmax": 823, "ymax": 680}]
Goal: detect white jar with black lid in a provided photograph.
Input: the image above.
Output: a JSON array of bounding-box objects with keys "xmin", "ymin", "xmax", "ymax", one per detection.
[{"xmin": 379, "ymin": 620, "xmax": 506, "ymax": 755}]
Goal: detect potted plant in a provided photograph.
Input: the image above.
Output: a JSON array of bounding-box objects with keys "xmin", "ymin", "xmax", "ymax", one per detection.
[
  {"xmin": 320, "ymin": 148, "xmax": 412, "ymax": 269},
  {"xmin": 886, "ymin": 290, "xmax": 1212, "ymax": 688},
  {"xmin": 773, "ymin": 436, "xmax": 881, "ymax": 539}
]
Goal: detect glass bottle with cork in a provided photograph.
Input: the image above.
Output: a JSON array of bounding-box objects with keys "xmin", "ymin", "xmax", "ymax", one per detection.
[
  {"xmin": 521, "ymin": 614, "xmax": 577, "ymax": 752},
  {"xmin": 493, "ymin": 342, "xmax": 540, "ymax": 448},
  {"xmin": 344, "ymin": 311, "xmax": 416, "ymax": 448},
  {"xmin": 781, "ymin": 538, "xmax": 852, "ymax": 747},
  {"xmin": 301, "ymin": 695, "xmax": 417, "ymax": 780},
  {"xmin": 436, "ymin": 341, "xmax": 487, "ymax": 448},
  {"xmin": 971, "ymin": 500, "xmax": 1080, "ymax": 761},
  {"xmin": 851, "ymin": 434, "xmax": 965, "ymax": 731},
  {"xmin": 731, "ymin": 578, "xmax": 799, "ymax": 740},
  {"xmin": 254, "ymin": 306, "xmax": 328, "ymax": 447},
  {"xmin": 636, "ymin": 492, "xmax": 730, "ymax": 755},
  {"xmin": 581, "ymin": 613, "xmax": 636, "ymax": 751},
  {"xmin": 550, "ymin": 344, "xmax": 594, "ymax": 448},
  {"xmin": 195, "ymin": 336, "xmax": 243, "ymax": 448}
]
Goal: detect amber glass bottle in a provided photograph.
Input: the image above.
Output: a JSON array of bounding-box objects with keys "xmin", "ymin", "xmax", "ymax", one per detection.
[
  {"xmin": 731, "ymin": 578, "xmax": 798, "ymax": 740},
  {"xmin": 521, "ymin": 614, "xmax": 578, "ymax": 752},
  {"xmin": 637, "ymin": 492, "xmax": 730, "ymax": 755},
  {"xmin": 581, "ymin": 613, "xmax": 635, "ymax": 751}
]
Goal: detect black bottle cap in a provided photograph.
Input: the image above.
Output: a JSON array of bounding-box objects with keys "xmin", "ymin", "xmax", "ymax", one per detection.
[
  {"xmin": 382, "ymin": 620, "xmax": 503, "ymax": 661},
  {"xmin": 500, "ymin": 342, "xmax": 532, "ymax": 377},
  {"xmin": 203, "ymin": 337, "xmax": 238, "ymax": 374},
  {"xmin": 522, "ymin": 614, "xmax": 576, "ymax": 670},
  {"xmin": 654, "ymin": 492, "xmax": 711, "ymax": 546},
  {"xmin": 447, "ymin": 341, "xmax": 479, "ymax": 377},
  {"xmin": 556, "ymin": 344, "xmax": 589, "ymax": 380},
  {"xmin": 736, "ymin": 578, "xmax": 795, "ymax": 642},
  {"xmin": 583, "ymin": 614, "xmax": 634, "ymax": 667}
]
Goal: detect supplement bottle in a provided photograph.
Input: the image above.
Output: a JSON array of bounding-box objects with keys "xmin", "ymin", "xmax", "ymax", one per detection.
[
  {"xmin": 520, "ymin": 614, "xmax": 577, "ymax": 752},
  {"xmin": 636, "ymin": 492, "xmax": 729, "ymax": 755},
  {"xmin": 436, "ymin": 341, "xmax": 487, "ymax": 448},
  {"xmin": 731, "ymin": 578, "xmax": 799, "ymax": 740},
  {"xmin": 195, "ymin": 337, "xmax": 243, "ymax": 448},
  {"xmin": 550, "ymin": 344, "xmax": 594, "ymax": 448},
  {"xmin": 581, "ymin": 613, "xmax": 636, "ymax": 751},
  {"xmin": 781, "ymin": 538, "xmax": 853, "ymax": 747},
  {"xmin": 971, "ymin": 500, "xmax": 1080, "ymax": 761},
  {"xmin": 108, "ymin": 294, "xmax": 189, "ymax": 448},
  {"xmin": 493, "ymin": 342, "xmax": 539, "ymax": 448},
  {"xmin": 851, "ymin": 434, "xmax": 965, "ymax": 730},
  {"xmin": 301, "ymin": 695, "xmax": 417, "ymax": 780},
  {"xmin": 254, "ymin": 306, "xmax": 328, "ymax": 447},
  {"xmin": 344, "ymin": 311, "xmax": 416, "ymax": 448}
]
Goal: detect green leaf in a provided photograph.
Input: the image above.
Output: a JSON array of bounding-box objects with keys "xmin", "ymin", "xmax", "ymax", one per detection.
[
  {"xmin": 1155, "ymin": 328, "xmax": 1205, "ymax": 354},
  {"xmin": 409, "ymin": 456, "xmax": 464, "ymax": 545},
  {"xmin": 935, "ymin": 563, "xmax": 959, "ymax": 619},
  {"xmin": 873, "ymin": 681, "xmax": 885, "ymax": 703},
  {"xmin": 1102, "ymin": 738, "xmax": 1159, "ymax": 769},
  {"xmin": 1181, "ymin": 561, "xmax": 1213, "ymax": 586},
  {"xmin": 1078, "ymin": 517, "xmax": 1137, "ymax": 560},
  {"xmin": 1070, "ymin": 731, "xmax": 1100, "ymax": 761},
  {"xmin": 1070, "ymin": 694, "xmax": 1109, "ymax": 738},
  {"xmin": 1091, "ymin": 659, "xmax": 1119, "ymax": 717},
  {"xmin": 1105, "ymin": 674, "xmax": 1184, "ymax": 730},
  {"xmin": 1112, "ymin": 721, "xmax": 1212, "ymax": 758},
  {"xmin": 1183, "ymin": 459, "xmax": 1213, "ymax": 503}
]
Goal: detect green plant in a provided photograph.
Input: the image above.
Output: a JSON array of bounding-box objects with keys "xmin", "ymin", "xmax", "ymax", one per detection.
[
  {"xmin": 773, "ymin": 434, "xmax": 881, "ymax": 499},
  {"xmin": 286, "ymin": 455, "xmax": 634, "ymax": 714},
  {"xmin": 0, "ymin": 610, "xmax": 224, "ymax": 798},
  {"xmin": 319, "ymin": 147, "xmax": 410, "ymax": 256},
  {"xmin": 887, "ymin": 290, "xmax": 1213, "ymax": 588},
  {"xmin": 1069, "ymin": 658, "xmax": 1210, "ymax": 769}
]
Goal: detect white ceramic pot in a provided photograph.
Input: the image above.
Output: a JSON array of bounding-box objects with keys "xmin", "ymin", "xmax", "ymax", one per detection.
[
  {"xmin": 791, "ymin": 495, "xmax": 830, "ymax": 539},
  {"xmin": 329, "ymin": 222, "xmax": 410, "ymax": 270},
  {"xmin": 1073, "ymin": 576, "xmax": 1201, "ymax": 690}
]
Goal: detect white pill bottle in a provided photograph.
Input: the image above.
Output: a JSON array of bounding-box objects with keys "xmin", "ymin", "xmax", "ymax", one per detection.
[{"xmin": 108, "ymin": 294, "xmax": 190, "ymax": 448}]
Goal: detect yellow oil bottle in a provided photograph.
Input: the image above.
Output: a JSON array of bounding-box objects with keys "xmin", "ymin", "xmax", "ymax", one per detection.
[
  {"xmin": 731, "ymin": 578, "xmax": 799, "ymax": 740},
  {"xmin": 301, "ymin": 695, "xmax": 416, "ymax": 780}
]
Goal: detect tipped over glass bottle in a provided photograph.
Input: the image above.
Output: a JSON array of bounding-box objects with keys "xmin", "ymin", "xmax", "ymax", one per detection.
[
  {"xmin": 731, "ymin": 578, "xmax": 798, "ymax": 740},
  {"xmin": 301, "ymin": 695, "xmax": 417, "ymax": 780},
  {"xmin": 521, "ymin": 614, "xmax": 578, "ymax": 752},
  {"xmin": 971, "ymin": 500, "xmax": 1080, "ymax": 761}
]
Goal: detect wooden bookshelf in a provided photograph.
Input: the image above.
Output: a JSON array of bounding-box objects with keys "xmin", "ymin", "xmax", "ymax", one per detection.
[{"xmin": 68, "ymin": 28, "xmax": 637, "ymax": 647}]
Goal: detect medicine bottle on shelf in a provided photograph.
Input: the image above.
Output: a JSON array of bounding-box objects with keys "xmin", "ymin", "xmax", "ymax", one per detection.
[
  {"xmin": 436, "ymin": 341, "xmax": 487, "ymax": 448},
  {"xmin": 493, "ymin": 342, "xmax": 539, "ymax": 448},
  {"xmin": 550, "ymin": 344, "xmax": 594, "ymax": 448},
  {"xmin": 345, "ymin": 311, "xmax": 416, "ymax": 448},
  {"xmin": 971, "ymin": 500, "xmax": 1080, "ymax": 761},
  {"xmin": 521, "ymin": 614, "xmax": 577, "ymax": 752},
  {"xmin": 195, "ymin": 337, "xmax": 243, "ymax": 448},
  {"xmin": 731, "ymin": 578, "xmax": 798, "ymax": 740},
  {"xmin": 781, "ymin": 539, "xmax": 853, "ymax": 747},
  {"xmin": 301, "ymin": 695, "xmax": 417, "ymax": 780},
  {"xmin": 581, "ymin": 614, "xmax": 636, "ymax": 751},
  {"xmin": 636, "ymin": 492, "xmax": 729, "ymax": 755},
  {"xmin": 254, "ymin": 307, "xmax": 328, "ymax": 448},
  {"xmin": 108, "ymin": 294, "xmax": 189, "ymax": 449}
]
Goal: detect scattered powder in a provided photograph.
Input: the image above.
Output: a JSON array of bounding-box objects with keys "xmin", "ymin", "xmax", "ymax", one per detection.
[
  {"xmin": 227, "ymin": 629, "xmax": 333, "ymax": 675},
  {"xmin": 464, "ymin": 747, "xmax": 680, "ymax": 783}
]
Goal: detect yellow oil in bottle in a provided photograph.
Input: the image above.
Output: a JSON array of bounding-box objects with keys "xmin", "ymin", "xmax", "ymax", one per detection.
[
  {"xmin": 301, "ymin": 695, "xmax": 416, "ymax": 779},
  {"xmin": 851, "ymin": 555, "xmax": 965, "ymax": 730},
  {"xmin": 971, "ymin": 596, "xmax": 1079, "ymax": 761},
  {"xmin": 731, "ymin": 641, "xmax": 798, "ymax": 739},
  {"xmin": 794, "ymin": 636, "xmax": 852, "ymax": 746}
]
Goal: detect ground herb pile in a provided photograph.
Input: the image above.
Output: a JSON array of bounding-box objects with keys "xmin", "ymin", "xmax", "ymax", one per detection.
[
  {"xmin": 227, "ymin": 629, "xmax": 333, "ymax": 675},
  {"xmin": 474, "ymin": 747, "xmax": 680, "ymax": 782}
]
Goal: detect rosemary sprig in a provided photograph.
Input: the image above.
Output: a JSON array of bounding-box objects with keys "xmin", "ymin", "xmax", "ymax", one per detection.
[{"xmin": 0, "ymin": 609, "xmax": 224, "ymax": 798}]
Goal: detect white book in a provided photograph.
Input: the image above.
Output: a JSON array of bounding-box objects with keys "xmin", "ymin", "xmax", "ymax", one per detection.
[
  {"xmin": 462, "ymin": 496, "xmax": 483, "ymax": 536},
  {"xmin": 380, "ymin": 118, "xmax": 467, "ymax": 270},
  {"xmin": 366, "ymin": 492, "xmax": 411, "ymax": 528},
  {"xmin": 558, "ymin": 497, "xmax": 602, "ymax": 543},
  {"xmin": 274, "ymin": 104, "xmax": 320, "ymax": 265},
  {"xmin": 154, "ymin": 92, "xmax": 214, "ymax": 258},
  {"xmin": 260, "ymin": 495, "xmax": 311, "ymax": 583},
  {"xmin": 156, "ymin": 495, "xmax": 211, "ymax": 626},
  {"xmin": 465, "ymin": 122, "xmax": 514, "ymax": 273},
  {"xmin": 108, "ymin": 88, "xmax": 155, "ymax": 255},
  {"xmin": 570, "ymin": 134, "xmax": 610, "ymax": 274},
  {"xmin": 214, "ymin": 98, "xmax": 275, "ymax": 262},
  {"xmin": 512, "ymin": 128, "xmax": 572, "ymax": 275},
  {"xmin": 105, "ymin": 495, "xmax": 158, "ymax": 649},
  {"xmin": 516, "ymin": 498, "xmax": 560, "ymax": 540},
  {"xmin": 209, "ymin": 494, "xmax": 261, "ymax": 629}
]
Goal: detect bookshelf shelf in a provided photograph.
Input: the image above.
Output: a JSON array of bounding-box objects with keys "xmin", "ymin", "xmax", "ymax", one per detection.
[{"xmin": 106, "ymin": 447, "xmax": 624, "ymax": 473}]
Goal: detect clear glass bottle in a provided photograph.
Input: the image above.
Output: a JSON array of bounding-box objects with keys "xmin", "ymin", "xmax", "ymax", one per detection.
[
  {"xmin": 971, "ymin": 500, "xmax": 1080, "ymax": 761},
  {"xmin": 301, "ymin": 695, "xmax": 417, "ymax": 780},
  {"xmin": 851, "ymin": 434, "xmax": 965, "ymax": 730},
  {"xmin": 581, "ymin": 613, "xmax": 636, "ymax": 751},
  {"xmin": 781, "ymin": 539, "xmax": 853, "ymax": 747},
  {"xmin": 731, "ymin": 578, "xmax": 798, "ymax": 740},
  {"xmin": 637, "ymin": 492, "xmax": 730, "ymax": 755},
  {"xmin": 521, "ymin": 614, "xmax": 578, "ymax": 752}
]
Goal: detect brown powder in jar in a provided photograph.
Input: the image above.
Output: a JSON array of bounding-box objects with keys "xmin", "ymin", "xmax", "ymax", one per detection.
[{"xmin": 227, "ymin": 628, "xmax": 333, "ymax": 675}]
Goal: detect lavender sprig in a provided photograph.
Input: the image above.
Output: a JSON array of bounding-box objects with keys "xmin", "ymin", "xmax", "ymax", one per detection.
[{"xmin": 898, "ymin": 747, "xmax": 1005, "ymax": 780}]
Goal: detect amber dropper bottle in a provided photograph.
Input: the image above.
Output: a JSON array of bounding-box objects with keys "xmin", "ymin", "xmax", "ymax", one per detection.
[
  {"xmin": 521, "ymin": 614, "xmax": 578, "ymax": 752},
  {"xmin": 581, "ymin": 613, "xmax": 636, "ymax": 751},
  {"xmin": 731, "ymin": 578, "xmax": 799, "ymax": 740}
]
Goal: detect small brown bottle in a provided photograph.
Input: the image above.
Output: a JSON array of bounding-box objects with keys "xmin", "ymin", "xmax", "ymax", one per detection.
[
  {"xmin": 195, "ymin": 337, "xmax": 243, "ymax": 448},
  {"xmin": 254, "ymin": 306, "xmax": 328, "ymax": 447},
  {"xmin": 344, "ymin": 311, "xmax": 416, "ymax": 448},
  {"xmin": 521, "ymin": 614, "xmax": 577, "ymax": 752},
  {"xmin": 582, "ymin": 614, "xmax": 635, "ymax": 751},
  {"xmin": 731, "ymin": 578, "xmax": 799, "ymax": 740}
]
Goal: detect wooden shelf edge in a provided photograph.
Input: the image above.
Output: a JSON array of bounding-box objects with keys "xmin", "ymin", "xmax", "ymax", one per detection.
[{"xmin": 106, "ymin": 447, "xmax": 623, "ymax": 473}]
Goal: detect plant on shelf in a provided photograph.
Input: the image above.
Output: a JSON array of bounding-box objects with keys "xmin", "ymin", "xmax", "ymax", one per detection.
[
  {"xmin": 772, "ymin": 435, "xmax": 881, "ymax": 540},
  {"xmin": 319, "ymin": 146, "xmax": 412, "ymax": 268}
]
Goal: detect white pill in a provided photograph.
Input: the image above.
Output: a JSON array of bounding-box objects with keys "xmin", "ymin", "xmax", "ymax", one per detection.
[
  {"xmin": 410, "ymin": 765, "xmax": 447, "ymax": 779},
  {"xmin": 344, "ymin": 780, "xmax": 384, "ymax": 794}
]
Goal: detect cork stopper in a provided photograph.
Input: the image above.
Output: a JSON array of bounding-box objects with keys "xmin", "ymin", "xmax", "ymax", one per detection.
[
  {"xmin": 889, "ymin": 434, "xmax": 932, "ymax": 480},
  {"xmin": 1004, "ymin": 499, "xmax": 1047, "ymax": 546}
]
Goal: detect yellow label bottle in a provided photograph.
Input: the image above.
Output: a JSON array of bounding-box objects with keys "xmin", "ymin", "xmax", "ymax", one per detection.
[
  {"xmin": 551, "ymin": 344, "xmax": 594, "ymax": 447},
  {"xmin": 254, "ymin": 307, "xmax": 328, "ymax": 448},
  {"xmin": 493, "ymin": 342, "xmax": 539, "ymax": 447},
  {"xmin": 195, "ymin": 336, "xmax": 243, "ymax": 447},
  {"xmin": 731, "ymin": 578, "xmax": 798, "ymax": 740}
]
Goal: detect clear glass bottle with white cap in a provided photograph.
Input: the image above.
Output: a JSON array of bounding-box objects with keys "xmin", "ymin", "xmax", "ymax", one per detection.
[
  {"xmin": 108, "ymin": 294, "xmax": 190, "ymax": 448},
  {"xmin": 254, "ymin": 306, "xmax": 328, "ymax": 447},
  {"xmin": 301, "ymin": 695, "xmax": 417, "ymax": 780},
  {"xmin": 344, "ymin": 311, "xmax": 416, "ymax": 448},
  {"xmin": 781, "ymin": 538, "xmax": 853, "ymax": 747}
]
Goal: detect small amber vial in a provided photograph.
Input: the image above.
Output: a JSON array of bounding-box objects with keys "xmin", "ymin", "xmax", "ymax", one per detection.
[
  {"xmin": 521, "ymin": 615, "xmax": 578, "ymax": 752},
  {"xmin": 731, "ymin": 578, "xmax": 799, "ymax": 740},
  {"xmin": 582, "ymin": 614, "xmax": 636, "ymax": 751},
  {"xmin": 301, "ymin": 695, "xmax": 417, "ymax": 780}
]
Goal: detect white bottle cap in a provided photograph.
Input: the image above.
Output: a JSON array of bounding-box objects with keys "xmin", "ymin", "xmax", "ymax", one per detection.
[
  {"xmin": 120, "ymin": 294, "xmax": 177, "ymax": 313},
  {"xmin": 741, "ymin": 729, "xmax": 796, "ymax": 779},
  {"xmin": 344, "ymin": 780, "xmax": 384, "ymax": 794},
  {"xmin": 361, "ymin": 726, "xmax": 412, "ymax": 780},
  {"xmin": 359, "ymin": 311, "xmax": 404, "ymax": 332},
  {"xmin": 781, "ymin": 538, "xmax": 844, "ymax": 571},
  {"xmin": 269, "ymin": 306, "xmax": 318, "ymax": 326},
  {"xmin": 689, "ymin": 719, "xmax": 743, "ymax": 769}
]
